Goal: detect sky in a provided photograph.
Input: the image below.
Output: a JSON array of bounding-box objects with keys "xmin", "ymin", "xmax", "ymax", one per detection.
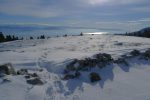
[{"xmin": 0, "ymin": 0, "xmax": 150, "ymax": 34}]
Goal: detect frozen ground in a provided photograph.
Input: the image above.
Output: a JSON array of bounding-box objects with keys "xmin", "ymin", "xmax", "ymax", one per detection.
[{"xmin": 0, "ymin": 34, "xmax": 150, "ymax": 100}]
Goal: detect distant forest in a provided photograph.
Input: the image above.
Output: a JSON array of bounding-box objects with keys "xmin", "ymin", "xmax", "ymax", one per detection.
[
  {"xmin": 0, "ymin": 32, "xmax": 21, "ymax": 43},
  {"xmin": 0, "ymin": 32, "xmax": 47, "ymax": 43},
  {"xmin": 0, "ymin": 32, "xmax": 83, "ymax": 43}
]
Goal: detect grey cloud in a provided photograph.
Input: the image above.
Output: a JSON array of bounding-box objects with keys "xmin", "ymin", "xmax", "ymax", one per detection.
[{"xmin": 0, "ymin": 0, "xmax": 149, "ymax": 18}]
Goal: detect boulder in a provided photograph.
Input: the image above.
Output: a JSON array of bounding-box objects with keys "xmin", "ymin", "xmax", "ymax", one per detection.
[
  {"xmin": 25, "ymin": 73, "xmax": 39, "ymax": 79},
  {"xmin": 63, "ymin": 74, "xmax": 75, "ymax": 80},
  {"xmin": 84, "ymin": 58, "xmax": 97, "ymax": 67},
  {"xmin": 3, "ymin": 77, "xmax": 11, "ymax": 83},
  {"xmin": 94, "ymin": 53, "xmax": 113, "ymax": 62},
  {"xmin": 130, "ymin": 50, "xmax": 140, "ymax": 56},
  {"xmin": 31, "ymin": 73, "xmax": 38, "ymax": 77},
  {"xmin": 89, "ymin": 72, "xmax": 101, "ymax": 82},
  {"xmin": 143, "ymin": 49, "xmax": 150, "ymax": 59},
  {"xmin": 74, "ymin": 71, "xmax": 81, "ymax": 78},
  {"xmin": 114, "ymin": 58, "xmax": 128, "ymax": 66},
  {"xmin": 66, "ymin": 65, "xmax": 76, "ymax": 71},
  {"xmin": 115, "ymin": 42, "xmax": 123, "ymax": 46},
  {"xmin": 77, "ymin": 58, "xmax": 97, "ymax": 71},
  {"xmin": 97, "ymin": 62, "xmax": 106, "ymax": 69},
  {"xmin": 25, "ymin": 75, "xmax": 31, "ymax": 79},
  {"xmin": 26, "ymin": 78, "xmax": 44, "ymax": 85},
  {"xmin": 66, "ymin": 59, "xmax": 78, "ymax": 71},
  {"xmin": 0, "ymin": 63, "xmax": 16, "ymax": 75},
  {"xmin": 17, "ymin": 69, "xmax": 28, "ymax": 75}
]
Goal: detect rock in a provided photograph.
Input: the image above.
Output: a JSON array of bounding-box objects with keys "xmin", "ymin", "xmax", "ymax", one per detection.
[
  {"xmin": 0, "ymin": 63, "xmax": 16, "ymax": 75},
  {"xmin": 114, "ymin": 58, "xmax": 128, "ymax": 66},
  {"xmin": 115, "ymin": 42, "xmax": 123, "ymax": 46},
  {"xmin": 3, "ymin": 78, "xmax": 11, "ymax": 83},
  {"xmin": 65, "ymin": 53, "xmax": 113, "ymax": 72},
  {"xmin": 77, "ymin": 58, "xmax": 97, "ymax": 71},
  {"xmin": 130, "ymin": 50, "xmax": 140, "ymax": 56},
  {"xmin": 66, "ymin": 65, "xmax": 76, "ymax": 71},
  {"xmin": 63, "ymin": 69, "xmax": 70, "ymax": 74},
  {"xmin": 143, "ymin": 49, "xmax": 150, "ymax": 59},
  {"xmin": 94, "ymin": 53, "xmax": 113, "ymax": 62},
  {"xmin": 63, "ymin": 74, "xmax": 75, "ymax": 80},
  {"xmin": 25, "ymin": 75, "xmax": 31, "ymax": 79},
  {"xmin": 26, "ymin": 78, "xmax": 44, "ymax": 85},
  {"xmin": 84, "ymin": 58, "xmax": 97, "ymax": 67},
  {"xmin": 31, "ymin": 73, "xmax": 39, "ymax": 77},
  {"xmin": 17, "ymin": 69, "xmax": 28, "ymax": 75},
  {"xmin": 66, "ymin": 59, "xmax": 78, "ymax": 71},
  {"xmin": 25, "ymin": 73, "xmax": 39, "ymax": 79},
  {"xmin": 75, "ymin": 71, "xmax": 81, "ymax": 78},
  {"xmin": 89, "ymin": 72, "xmax": 101, "ymax": 82},
  {"xmin": 77, "ymin": 62, "xmax": 89, "ymax": 71},
  {"xmin": 97, "ymin": 62, "xmax": 106, "ymax": 69},
  {"xmin": 39, "ymin": 69, "xmax": 43, "ymax": 72}
]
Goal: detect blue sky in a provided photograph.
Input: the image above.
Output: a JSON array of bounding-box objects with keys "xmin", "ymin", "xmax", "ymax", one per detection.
[{"xmin": 0, "ymin": 0, "xmax": 150, "ymax": 33}]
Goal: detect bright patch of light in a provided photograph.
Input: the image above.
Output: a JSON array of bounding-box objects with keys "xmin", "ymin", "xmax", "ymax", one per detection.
[
  {"xmin": 84, "ymin": 32, "xmax": 108, "ymax": 35},
  {"xmin": 87, "ymin": 0, "xmax": 110, "ymax": 5}
]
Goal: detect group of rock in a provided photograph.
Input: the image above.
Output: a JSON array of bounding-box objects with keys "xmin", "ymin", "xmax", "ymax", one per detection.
[
  {"xmin": 0, "ymin": 63, "xmax": 44, "ymax": 85},
  {"xmin": 0, "ymin": 49, "xmax": 150, "ymax": 84},
  {"xmin": 63, "ymin": 49, "xmax": 150, "ymax": 82}
]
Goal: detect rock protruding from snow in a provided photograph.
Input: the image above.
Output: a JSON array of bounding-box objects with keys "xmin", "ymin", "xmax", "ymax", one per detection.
[
  {"xmin": 94, "ymin": 53, "xmax": 113, "ymax": 62},
  {"xmin": 65, "ymin": 53, "xmax": 113, "ymax": 73},
  {"xmin": 26, "ymin": 78, "xmax": 44, "ymax": 85},
  {"xmin": 114, "ymin": 58, "xmax": 128, "ymax": 66},
  {"xmin": 130, "ymin": 49, "xmax": 141, "ymax": 56},
  {"xmin": 17, "ymin": 69, "xmax": 28, "ymax": 75},
  {"xmin": 63, "ymin": 71, "xmax": 81, "ymax": 80},
  {"xmin": 0, "ymin": 63, "xmax": 16, "ymax": 76},
  {"xmin": 63, "ymin": 74, "xmax": 75, "ymax": 80},
  {"xmin": 63, "ymin": 53, "xmax": 113, "ymax": 81},
  {"xmin": 143, "ymin": 49, "xmax": 150, "ymax": 59},
  {"xmin": 89, "ymin": 72, "xmax": 101, "ymax": 83}
]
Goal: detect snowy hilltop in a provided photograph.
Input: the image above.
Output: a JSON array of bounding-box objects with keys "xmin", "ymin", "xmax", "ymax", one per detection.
[{"xmin": 0, "ymin": 34, "xmax": 150, "ymax": 100}]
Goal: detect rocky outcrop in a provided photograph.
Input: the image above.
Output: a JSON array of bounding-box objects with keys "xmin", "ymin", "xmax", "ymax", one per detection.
[
  {"xmin": 17, "ymin": 69, "xmax": 28, "ymax": 75},
  {"xmin": 130, "ymin": 50, "xmax": 140, "ymax": 56},
  {"xmin": 65, "ymin": 53, "xmax": 113, "ymax": 73},
  {"xmin": 64, "ymin": 53, "xmax": 113, "ymax": 81},
  {"xmin": 26, "ymin": 78, "xmax": 44, "ymax": 85},
  {"xmin": 0, "ymin": 63, "xmax": 16, "ymax": 76},
  {"xmin": 143, "ymin": 49, "xmax": 150, "ymax": 59},
  {"xmin": 114, "ymin": 58, "xmax": 128, "ymax": 66}
]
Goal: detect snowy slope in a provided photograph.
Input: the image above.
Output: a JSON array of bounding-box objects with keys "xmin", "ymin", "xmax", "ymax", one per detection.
[{"xmin": 0, "ymin": 34, "xmax": 150, "ymax": 100}]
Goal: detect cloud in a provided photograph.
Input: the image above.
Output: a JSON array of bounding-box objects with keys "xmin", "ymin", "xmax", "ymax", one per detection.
[
  {"xmin": 0, "ymin": 0, "xmax": 64, "ymax": 18},
  {"xmin": 83, "ymin": 0, "xmax": 149, "ymax": 6},
  {"xmin": 132, "ymin": 6, "xmax": 150, "ymax": 13},
  {"xmin": 139, "ymin": 18, "xmax": 150, "ymax": 22},
  {"xmin": 0, "ymin": 0, "xmax": 149, "ymax": 33},
  {"xmin": 0, "ymin": 0, "xmax": 149, "ymax": 18}
]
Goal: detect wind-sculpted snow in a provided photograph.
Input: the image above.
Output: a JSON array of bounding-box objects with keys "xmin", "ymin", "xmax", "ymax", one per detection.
[{"xmin": 0, "ymin": 35, "xmax": 150, "ymax": 100}]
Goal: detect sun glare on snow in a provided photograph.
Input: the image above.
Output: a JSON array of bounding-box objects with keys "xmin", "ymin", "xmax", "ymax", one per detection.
[{"xmin": 84, "ymin": 32, "xmax": 108, "ymax": 35}]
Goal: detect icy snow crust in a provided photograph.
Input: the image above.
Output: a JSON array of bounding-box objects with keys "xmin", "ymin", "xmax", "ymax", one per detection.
[{"xmin": 0, "ymin": 35, "xmax": 150, "ymax": 100}]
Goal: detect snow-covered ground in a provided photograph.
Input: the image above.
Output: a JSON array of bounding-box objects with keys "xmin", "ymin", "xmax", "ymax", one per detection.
[{"xmin": 0, "ymin": 34, "xmax": 150, "ymax": 100}]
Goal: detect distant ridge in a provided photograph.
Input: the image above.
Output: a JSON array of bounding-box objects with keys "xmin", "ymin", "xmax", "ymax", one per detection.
[
  {"xmin": 139, "ymin": 27, "xmax": 150, "ymax": 33},
  {"xmin": 125, "ymin": 27, "xmax": 150, "ymax": 38}
]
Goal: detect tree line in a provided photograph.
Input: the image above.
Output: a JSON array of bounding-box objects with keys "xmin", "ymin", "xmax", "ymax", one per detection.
[
  {"xmin": 0, "ymin": 32, "xmax": 48, "ymax": 43},
  {"xmin": 0, "ymin": 32, "xmax": 21, "ymax": 43},
  {"xmin": 0, "ymin": 32, "xmax": 84, "ymax": 43}
]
